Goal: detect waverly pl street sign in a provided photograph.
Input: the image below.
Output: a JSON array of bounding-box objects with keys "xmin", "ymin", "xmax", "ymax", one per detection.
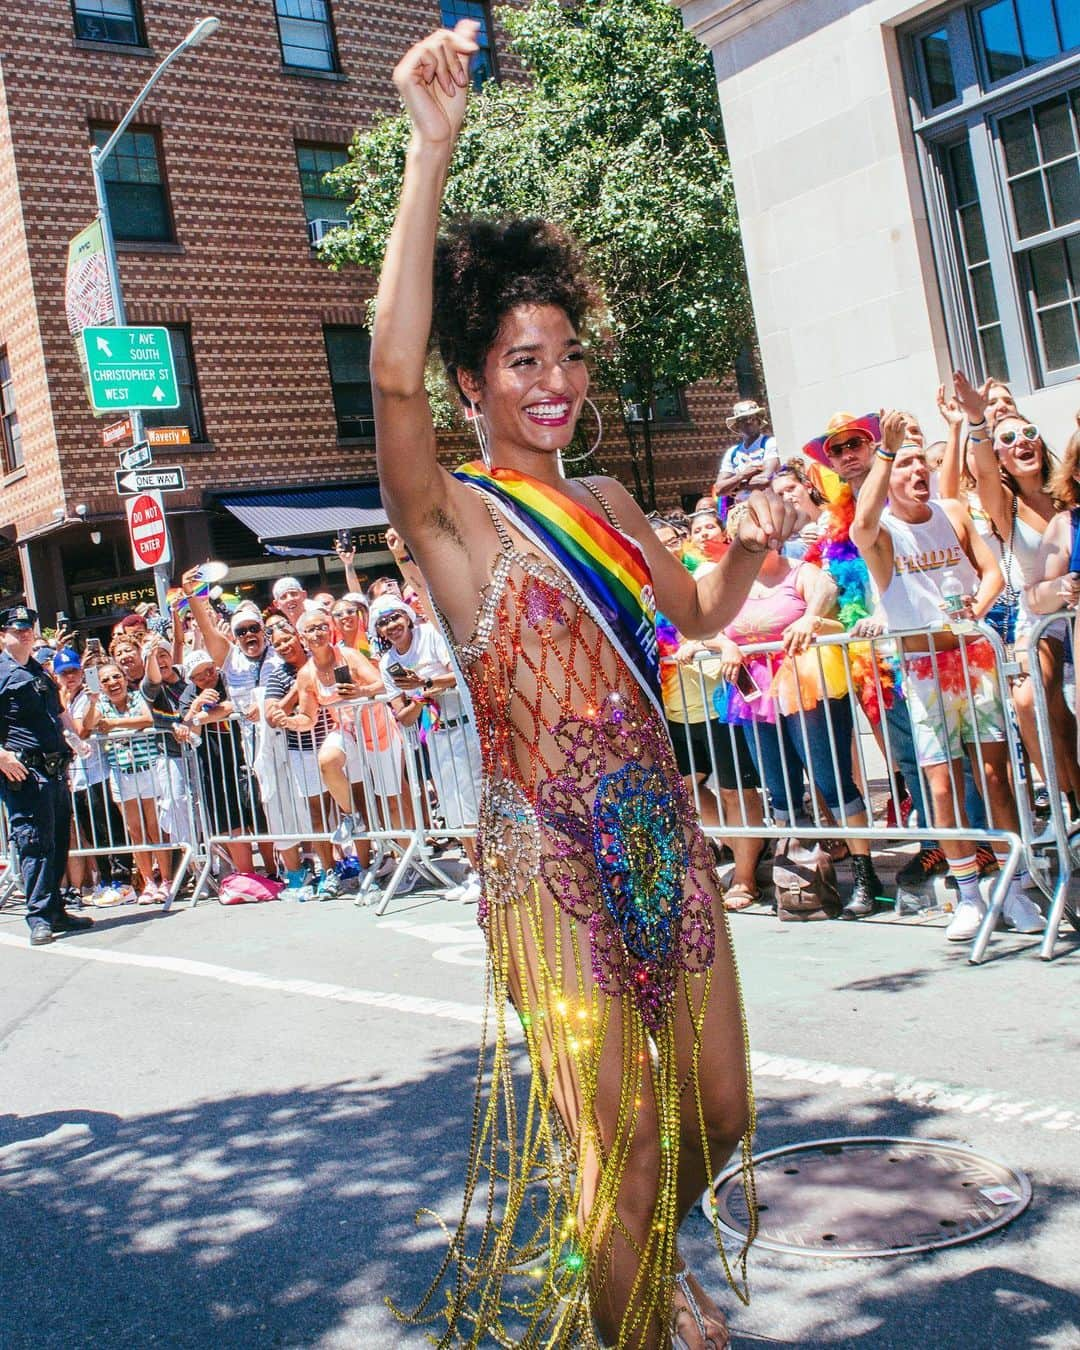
[{"xmin": 81, "ymin": 326, "xmax": 179, "ymax": 413}]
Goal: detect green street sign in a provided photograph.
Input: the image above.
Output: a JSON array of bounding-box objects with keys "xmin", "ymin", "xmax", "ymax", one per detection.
[{"xmin": 81, "ymin": 326, "xmax": 179, "ymax": 413}]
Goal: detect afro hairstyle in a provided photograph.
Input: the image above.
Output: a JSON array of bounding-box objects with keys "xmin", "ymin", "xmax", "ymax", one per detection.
[{"xmin": 432, "ymin": 216, "xmax": 599, "ymax": 399}]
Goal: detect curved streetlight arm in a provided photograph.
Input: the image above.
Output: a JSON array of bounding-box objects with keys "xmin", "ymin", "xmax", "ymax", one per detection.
[{"xmin": 92, "ymin": 17, "xmax": 219, "ymax": 167}]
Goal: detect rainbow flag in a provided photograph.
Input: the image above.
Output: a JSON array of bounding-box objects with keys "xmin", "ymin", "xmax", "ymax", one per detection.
[{"xmin": 455, "ymin": 462, "xmax": 661, "ymax": 713}]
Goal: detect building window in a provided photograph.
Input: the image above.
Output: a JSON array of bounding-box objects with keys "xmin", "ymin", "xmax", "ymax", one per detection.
[
  {"xmin": 976, "ymin": 0, "xmax": 1079, "ymax": 84},
  {"xmin": 0, "ymin": 349, "xmax": 22, "ymax": 475},
  {"xmin": 622, "ymin": 381, "xmax": 688, "ymax": 425},
  {"xmin": 91, "ymin": 127, "xmax": 172, "ymax": 243},
  {"xmin": 324, "ymin": 327, "xmax": 374, "ymax": 441},
  {"xmin": 439, "ymin": 1, "xmax": 497, "ymax": 87},
  {"xmin": 141, "ymin": 327, "xmax": 205, "ymax": 443},
  {"xmin": 296, "ymin": 144, "xmax": 349, "ymax": 243},
  {"xmin": 905, "ymin": 5, "xmax": 1080, "ymax": 388},
  {"xmin": 275, "ymin": 0, "xmax": 339, "ymax": 72},
  {"xmin": 72, "ymin": 0, "xmax": 144, "ymax": 46}
]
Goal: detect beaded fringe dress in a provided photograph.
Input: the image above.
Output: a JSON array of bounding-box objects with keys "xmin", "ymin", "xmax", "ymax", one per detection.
[{"xmin": 396, "ymin": 487, "xmax": 757, "ymax": 1348}]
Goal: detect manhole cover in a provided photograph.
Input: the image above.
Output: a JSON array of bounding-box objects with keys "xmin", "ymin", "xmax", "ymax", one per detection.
[{"xmin": 704, "ymin": 1136, "xmax": 1031, "ymax": 1258}]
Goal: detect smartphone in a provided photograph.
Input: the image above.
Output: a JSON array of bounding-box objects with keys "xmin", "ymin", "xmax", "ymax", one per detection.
[
  {"xmin": 335, "ymin": 528, "xmax": 353, "ymax": 552},
  {"xmin": 387, "ymin": 661, "xmax": 409, "ymax": 681},
  {"xmin": 84, "ymin": 666, "xmax": 100, "ymax": 694},
  {"xmin": 735, "ymin": 665, "xmax": 763, "ymax": 702},
  {"xmin": 85, "ymin": 637, "xmax": 103, "ymax": 659},
  {"xmin": 56, "ymin": 610, "xmax": 69, "ymax": 627},
  {"xmin": 333, "ymin": 664, "xmax": 351, "ymax": 686}
]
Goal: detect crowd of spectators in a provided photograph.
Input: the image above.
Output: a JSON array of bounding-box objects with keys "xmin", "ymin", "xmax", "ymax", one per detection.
[
  {"xmin": 28, "ymin": 527, "xmax": 482, "ymax": 907},
  {"xmin": 655, "ymin": 381, "xmax": 1080, "ymax": 940},
  {"xmin": 15, "ymin": 379, "xmax": 1080, "ymax": 938}
]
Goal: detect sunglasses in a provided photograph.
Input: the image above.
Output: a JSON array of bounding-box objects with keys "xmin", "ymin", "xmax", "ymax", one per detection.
[
  {"xmin": 995, "ymin": 425, "xmax": 1039, "ymax": 447},
  {"xmin": 304, "ymin": 621, "xmax": 330, "ymax": 633},
  {"xmin": 827, "ymin": 437, "xmax": 871, "ymax": 457},
  {"xmin": 234, "ymin": 624, "xmax": 263, "ymax": 637},
  {"xmin": 374, "ymin": 613, "xmax": 407, "ymax": 627}
]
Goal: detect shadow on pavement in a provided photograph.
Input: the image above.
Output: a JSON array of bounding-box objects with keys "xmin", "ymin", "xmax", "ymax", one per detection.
[{"xmin": 1, "ymin": 1054, "xmax": 1076, "ymax": 1348}]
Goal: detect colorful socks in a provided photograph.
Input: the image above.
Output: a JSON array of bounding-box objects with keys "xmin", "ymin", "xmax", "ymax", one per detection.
[{"xmin": 949, "ymin": 853, "xmax": 983, "ymax": 905}]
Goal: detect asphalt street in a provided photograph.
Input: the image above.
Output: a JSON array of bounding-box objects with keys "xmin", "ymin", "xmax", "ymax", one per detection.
[{"xmin": 1, "ymin": 880, "xmax": 1078, "ymax": 1349}]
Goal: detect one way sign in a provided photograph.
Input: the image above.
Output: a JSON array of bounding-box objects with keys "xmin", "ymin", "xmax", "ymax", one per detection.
[{"xmin": 115, "ymin": 466, "xmax": 187, "ymax": 495}]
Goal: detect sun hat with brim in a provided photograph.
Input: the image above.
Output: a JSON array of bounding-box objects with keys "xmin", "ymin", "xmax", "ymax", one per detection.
[
  {"xmin": 725, "ymin": 399, "xmax": 767, "ymax": 430},
  {"xmin": 183, "ymin": 649, "xmax": 215, "ymax": 680},
  {"xmin": 802, "ymin": 411, "xmax": 881, "ymax": 468}
]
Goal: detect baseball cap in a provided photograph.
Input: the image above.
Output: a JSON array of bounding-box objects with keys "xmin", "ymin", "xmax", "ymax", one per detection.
[{"xmin": 51, "ymin": 647, "xmax": 82, "ymax": 673}]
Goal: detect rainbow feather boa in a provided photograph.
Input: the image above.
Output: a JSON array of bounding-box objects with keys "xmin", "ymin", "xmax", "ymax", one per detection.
[{"xmin": 805, "ymin": 489, "xmax": 896, "ymax": 723}]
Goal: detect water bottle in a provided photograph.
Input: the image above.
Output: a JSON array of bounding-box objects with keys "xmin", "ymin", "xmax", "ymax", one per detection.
[{"xmin": 941, "ymin": 570, "xmax": 965, "ymax": 620}]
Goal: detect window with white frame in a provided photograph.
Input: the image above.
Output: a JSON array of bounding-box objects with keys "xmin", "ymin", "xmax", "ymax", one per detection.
[{"xmin": 904, "ymin": 1, "xmax": 1080, "ymax": 389}]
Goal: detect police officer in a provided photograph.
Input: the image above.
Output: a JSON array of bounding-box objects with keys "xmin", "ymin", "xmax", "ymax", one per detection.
[{"xmin": 0, "ymin": 606, "xmax": 93, "ymax": 946}]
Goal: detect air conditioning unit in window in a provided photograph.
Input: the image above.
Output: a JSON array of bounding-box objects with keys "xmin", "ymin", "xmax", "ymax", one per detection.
[
  {"xmin": 308, "ymin": 218, "xmax": 340, "ymax": 246},
  {"xmin": 625, "ymin": 403, "xmax": 653, "ymax": 423}
]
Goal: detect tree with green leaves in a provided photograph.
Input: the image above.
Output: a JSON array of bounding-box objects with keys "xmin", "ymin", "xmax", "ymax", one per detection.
[{"xmin": 323, "ymin": 0, "xmax": 751, "ymax": 508}]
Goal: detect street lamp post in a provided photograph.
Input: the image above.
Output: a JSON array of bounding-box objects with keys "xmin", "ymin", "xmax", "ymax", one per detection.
[{"xmin": 88, "ymin": 16, "xmax": 219, "ymax": 616}]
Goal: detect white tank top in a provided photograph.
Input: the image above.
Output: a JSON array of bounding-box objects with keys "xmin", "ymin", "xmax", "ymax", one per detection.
[{"xmin": 879, "ymin": 502, "xmax": 979, "ymax": 632}]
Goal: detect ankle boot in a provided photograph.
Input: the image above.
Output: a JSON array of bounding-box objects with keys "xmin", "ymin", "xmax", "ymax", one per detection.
[{"xmin": 841, "ymin": 854, "xmax": 884, "ymax": 920}]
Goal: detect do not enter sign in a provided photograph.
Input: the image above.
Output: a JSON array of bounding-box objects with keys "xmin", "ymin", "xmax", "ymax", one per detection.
[{"xmin": 125, "ymin": 490, "xmax": 172, "ymax": 571}]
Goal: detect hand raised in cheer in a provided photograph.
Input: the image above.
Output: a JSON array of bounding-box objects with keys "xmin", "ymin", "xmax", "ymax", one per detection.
[
  {"xmin": 393, "ymin": 20, "xmax": 480, "ymax": 148},
  {"xmin": 735, "ymin": 489, "xmax": 797, "ymax": 555}
]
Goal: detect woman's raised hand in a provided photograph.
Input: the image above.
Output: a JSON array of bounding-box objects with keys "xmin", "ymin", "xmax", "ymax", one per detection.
[{"xmin": 393, "ymin": 21, "xmax": 480, "ymax": 148}]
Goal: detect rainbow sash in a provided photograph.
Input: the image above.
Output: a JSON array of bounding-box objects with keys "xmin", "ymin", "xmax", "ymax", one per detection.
[{"xmin": 455, "ymin": 462, "xmax": 661, "ymax": 715}]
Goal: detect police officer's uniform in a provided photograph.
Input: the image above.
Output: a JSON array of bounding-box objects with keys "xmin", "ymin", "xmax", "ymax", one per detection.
[{"xmin": 0, "ymin": 607, "xmax": 88, "ymax": 942}]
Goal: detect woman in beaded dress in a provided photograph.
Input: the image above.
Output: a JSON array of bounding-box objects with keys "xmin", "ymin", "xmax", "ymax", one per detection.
[{"xmin": 372, "ymin": 23, "xmax": 795, "ymax": 1350}]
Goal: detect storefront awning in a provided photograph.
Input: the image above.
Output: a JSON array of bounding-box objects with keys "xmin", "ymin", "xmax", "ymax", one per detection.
[{"xmin": 213, "ymin": 483, "xmax": 387, "ymax": 546}]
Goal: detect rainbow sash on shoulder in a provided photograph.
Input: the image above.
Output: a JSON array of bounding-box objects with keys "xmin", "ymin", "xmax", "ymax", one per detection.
[{"xmin": 455, "ymin": 462, "xmax": 661, "ymax": 715}]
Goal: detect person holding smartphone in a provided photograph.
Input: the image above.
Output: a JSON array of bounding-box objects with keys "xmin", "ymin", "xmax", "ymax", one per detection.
[
  {"xmin": 292, "ymin": 610, "xmax": 390, "ymax": 896},
  {"xmin": 368, "ymin": 594, "xmax": 482, "ymax": 903}
]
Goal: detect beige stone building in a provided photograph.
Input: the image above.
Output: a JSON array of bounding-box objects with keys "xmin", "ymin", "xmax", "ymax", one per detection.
[{"xmin": 675, "ymin": 0, "xmax": 1079, "ymax": 454}]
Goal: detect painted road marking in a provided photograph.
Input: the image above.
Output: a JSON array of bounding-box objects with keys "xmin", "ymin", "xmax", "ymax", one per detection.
[{"xmin": 2, "ymin": 932, "xmax": 1077, "ymax": 1133}]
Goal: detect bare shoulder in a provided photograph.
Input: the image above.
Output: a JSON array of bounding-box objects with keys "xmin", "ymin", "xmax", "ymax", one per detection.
[
  {"xmin": 939, "ymin": 496, "xmax": 973, "ymax": 534},
  {"xmin": 579, "ymin": 474, "xmax": 648, "ymax": 536}
]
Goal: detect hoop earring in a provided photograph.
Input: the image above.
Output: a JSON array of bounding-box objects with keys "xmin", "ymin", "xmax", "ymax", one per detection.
[
  {"xmin": 468, "ymin": 400, "xmax": 490, "ymax": 468},
  {"xmin": 557, "ymin": 397, "xmax": 603, "ymax": 476}
]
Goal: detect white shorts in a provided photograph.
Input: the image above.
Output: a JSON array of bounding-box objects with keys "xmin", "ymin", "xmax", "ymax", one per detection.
[
  {"xmin": 426, "ymin": 721, "xmax": 482, "ymax": 829},
  {"xmin": 109, "ymin": 764, "xmax": 159, "ymax": 805},
  {"xmin": 324, "ymin": 727, "xmax": 404, "ymax": 801},
  {"xmin": 287, "ymin": 746, "xmax": 325, "ymax": 800},
  {"xmin": 154, "ymin": 755, "xmax": 194, "ymax": 846}
]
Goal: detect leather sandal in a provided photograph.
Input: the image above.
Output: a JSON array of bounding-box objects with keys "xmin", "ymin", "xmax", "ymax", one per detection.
[{"xmin": 723, "ymin": 881, "xmax": 760, "ymax": 912}]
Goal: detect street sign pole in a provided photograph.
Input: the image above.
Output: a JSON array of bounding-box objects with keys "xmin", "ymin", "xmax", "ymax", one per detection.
[{"xmin": 90, "ymin": 146, "xmax": 169, "ymax": 615}]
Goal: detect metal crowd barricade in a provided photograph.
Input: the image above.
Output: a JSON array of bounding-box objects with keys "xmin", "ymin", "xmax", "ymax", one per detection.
[
  {"xmin": 70, "ymin": 727, "xmax": 198, "ymax": 912},
  {"xmin": 190, "ymin": 693, "xmax": 463, "ymax": 911},
  {"xmin": 667, "ymin": 620, "xmax": 1032, "ymax": 962},
  {"xmin": 1017, "ymin": 608, "xmax": 1080, "ymax": 960}
]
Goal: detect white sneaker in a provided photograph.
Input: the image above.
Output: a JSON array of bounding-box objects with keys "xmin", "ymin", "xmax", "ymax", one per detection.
[
  {"xmin": 946, "ymin": 898, "xmax": 986, "ymax": 942},
  {"xmin": 331, "ymin": 814, "xmax": 353, "ymax": 846},
  {"xmin": 458, "ymin": 875, "xmax": 482, "ymax": 905},
  {"xmin": 443, "ymin": 879, "xmax": 467, "ymax": 901},
  {"xmin": 1003, "ymin": 890, "xmax": 1045, "ymax": 933}
]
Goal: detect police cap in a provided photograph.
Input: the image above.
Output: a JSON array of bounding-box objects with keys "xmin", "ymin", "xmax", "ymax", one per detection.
[{"xmin": 0, "ymin": 605, "xmax": 38, "ymax": 630}]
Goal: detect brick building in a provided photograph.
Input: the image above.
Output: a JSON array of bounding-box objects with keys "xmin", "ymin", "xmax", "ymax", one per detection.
[{"xmin": 0, "ymin": 0, "xmax": 752, "ymax": 634}]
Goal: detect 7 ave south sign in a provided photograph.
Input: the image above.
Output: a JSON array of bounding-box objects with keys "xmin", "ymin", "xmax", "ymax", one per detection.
[{"xmin": 81, "ymin": 326, "xmax": 179, "ymax": 413}]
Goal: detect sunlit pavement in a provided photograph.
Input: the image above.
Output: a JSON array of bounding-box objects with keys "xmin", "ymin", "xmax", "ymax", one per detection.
[{"xmin": 1, "ymin": 886, "xmax": 1077, "ymax": 1348}]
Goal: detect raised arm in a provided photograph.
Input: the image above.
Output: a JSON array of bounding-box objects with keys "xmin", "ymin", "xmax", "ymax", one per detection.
[
  {"xmin": 370, "ymin": 21, "xmax": 479, "ymax": 539},
  {"xmin": 851, "ymin": 409, "xmax": 907, "ymax": 594},
  {"xmin": 589, "ymin": 476, "xmax": 795, "ymax": 639},
  {"xmin": 180, "ymin": 567, "xmax": 231, "ymax": 667},
  {"xmin": 936, "ymin": 384, "xmax": 966, "ymax": 501},
  {"xmin": 943, "ymin": 499, "xmax": 1003, "ymax": 619},
  {"xmin": 953, "ymin": 371, "xmax": 1009, "ymax": 535}
]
